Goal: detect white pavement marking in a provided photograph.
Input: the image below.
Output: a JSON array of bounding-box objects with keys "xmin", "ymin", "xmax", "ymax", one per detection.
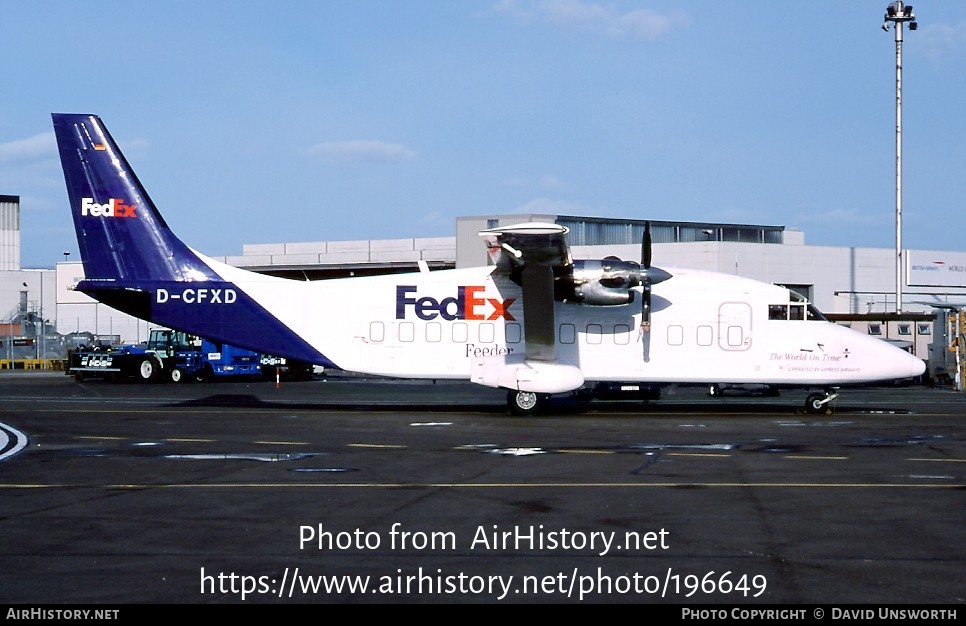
[{"xmin": 0, "ymin": 422, "xmax": 28, "ymax": 461}]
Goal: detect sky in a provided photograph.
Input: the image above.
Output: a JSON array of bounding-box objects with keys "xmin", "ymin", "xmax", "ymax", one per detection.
[{"xmin": 2, "ymin": 1, "xmax": 965, "ymax": 269}]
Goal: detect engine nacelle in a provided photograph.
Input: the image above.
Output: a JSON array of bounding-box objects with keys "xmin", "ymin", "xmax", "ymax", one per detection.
[{"xmin": 569, "ymin": 259, "xmax": 639, "ymax": 306}]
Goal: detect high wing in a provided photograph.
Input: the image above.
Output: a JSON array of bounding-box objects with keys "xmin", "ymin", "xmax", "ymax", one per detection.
[
  {"xmin": 480, "ymin": 221, "xmax": 674, "ymax": 346},
  {"xmin": 480, "ymin": 223, "xmax": 571, "ymax": 363},
  {"xmin": 474, "ymin": 222, "xmax": 673, "ymax": 402}
]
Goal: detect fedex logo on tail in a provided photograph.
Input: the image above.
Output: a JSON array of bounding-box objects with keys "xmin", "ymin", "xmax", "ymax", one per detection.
[
  {"xmin": 396, "ymin": 286, "xmax": 515, "ymax": 321},
  {"xmin": 81, "ymin": 198, "xmax": 137, "ymax": 218}
]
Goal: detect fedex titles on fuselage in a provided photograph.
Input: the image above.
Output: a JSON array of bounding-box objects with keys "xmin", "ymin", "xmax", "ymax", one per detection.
[{"xmin": 396, "ymin": 285, "xmax": 515, "ymax": 321}]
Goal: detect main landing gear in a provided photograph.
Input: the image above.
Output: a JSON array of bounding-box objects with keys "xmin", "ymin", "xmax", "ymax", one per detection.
[
  {"xmin": 507, "ymin": 390, "xmax": 548, "ymax": 416},
  {"xmin": 804, "ymin": 388, "xmax": 839, "ymax": 415}
]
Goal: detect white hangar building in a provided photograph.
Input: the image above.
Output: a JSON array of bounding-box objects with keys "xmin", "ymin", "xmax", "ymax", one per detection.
[{"xmin": 214, "ymin": 212, "xmax": 966, "ymax": 316}]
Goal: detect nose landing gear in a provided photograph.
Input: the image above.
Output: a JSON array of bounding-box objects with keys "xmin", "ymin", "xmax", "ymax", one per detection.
[{"xmin": 805, "ymin": 388, "xmax": 839, "ymax": 415}]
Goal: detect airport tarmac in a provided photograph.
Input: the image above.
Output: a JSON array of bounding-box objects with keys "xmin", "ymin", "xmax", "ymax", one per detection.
[{"xmin": 0, "ymin": 371, "xmax": 962, "ymax": 604}]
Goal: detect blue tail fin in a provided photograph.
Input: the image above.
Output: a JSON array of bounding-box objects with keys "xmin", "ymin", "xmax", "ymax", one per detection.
[
  {"xmin": 52, "ymin": 114, "xmax": 334, "ymax": 366},
  {"xmin": 52, "ymin": 113, "xmax": 217, "ymax": 283}
]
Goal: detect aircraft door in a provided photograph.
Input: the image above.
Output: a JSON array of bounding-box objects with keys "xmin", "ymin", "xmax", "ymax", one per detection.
[{"xmin": 717, "ymin": 302, "xmax": 752, "ymax": 351}]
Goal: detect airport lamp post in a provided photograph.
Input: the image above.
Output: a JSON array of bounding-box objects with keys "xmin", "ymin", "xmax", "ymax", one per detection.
[{"xmin": 882, "ymin": 2, "xmax": 916, "ymax": 314}]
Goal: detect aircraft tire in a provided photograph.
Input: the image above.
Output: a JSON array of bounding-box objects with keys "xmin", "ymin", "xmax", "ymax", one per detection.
[
  {"xmin": 507, "ymin": 390, "xmax": 545, "ymax": 416},
  {"xmin": 805, "ymin": 393, "xmax": 832, "ymax": 415}
]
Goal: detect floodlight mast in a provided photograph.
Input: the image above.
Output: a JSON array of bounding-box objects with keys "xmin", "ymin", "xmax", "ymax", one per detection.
[{"xmin": 882, "ymin": 2, "xmax": 917, "ymax": 314}]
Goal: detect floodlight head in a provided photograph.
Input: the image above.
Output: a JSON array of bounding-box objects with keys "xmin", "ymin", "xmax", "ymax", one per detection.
[{"xmin": 910, "ymin": 21, "xmax": 918, "ymax": 30}]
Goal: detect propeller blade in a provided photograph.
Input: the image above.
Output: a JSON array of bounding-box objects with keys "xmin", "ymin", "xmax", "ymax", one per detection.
[
  {"xmin": 642, "ymin": 221, "xmax": 652, "ymax": 270},
  {"xmin": 641, "ymin": 282, "xmax": 651, "ymax": 332},
  {"xmin": 640, "ymin": 222, "xmax": 653, "ymax": 333}
]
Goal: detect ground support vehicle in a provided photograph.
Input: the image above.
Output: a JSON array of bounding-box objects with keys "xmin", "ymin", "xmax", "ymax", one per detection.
[{"xmin": 69, "ymin": 330, "xmax": 261, "ymax": 383}]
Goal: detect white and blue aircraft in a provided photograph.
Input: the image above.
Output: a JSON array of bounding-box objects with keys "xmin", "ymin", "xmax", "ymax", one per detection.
[{"xmin": 53, "ymin": 113, "xmax": 925, "ymax": 415}]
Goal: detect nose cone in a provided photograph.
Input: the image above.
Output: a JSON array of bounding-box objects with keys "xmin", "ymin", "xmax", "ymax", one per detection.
[
  {"xmin": 825, "ymin": 324, "xmax": 926, "ymax": 384},
  {"xmin": 873, "ymin": 339, "xmax": 925, "ymax": 381},
  {"xmin": 905, "ymin": 349, "xmax": 927, "ymax": 378}
]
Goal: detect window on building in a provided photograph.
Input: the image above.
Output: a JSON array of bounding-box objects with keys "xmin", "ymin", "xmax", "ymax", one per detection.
[{"xmin": 868, "ymin": 324, "xmax": 882, "ymax": 336}]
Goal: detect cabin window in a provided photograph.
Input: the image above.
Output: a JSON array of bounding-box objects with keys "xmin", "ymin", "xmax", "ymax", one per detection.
[
  {"xmin": 897, "ymin": 323, "xmax": 912, "ymax": 336},
  {"xmin": 560, "ymin": 324, "xmax": 576, "ymax": 344},
  {"xmin": 667, "ymin": 325, "xmax": 684, "ymax": 346},
  {"xmin": 452, "ymin": 323, "xmax": 468, "ymax": 343},
  {"xmin": 369, "ymin": 321, "xmax": 385, "ymax": 343},
  {"xmin": 789, "ymin": 305, "xmax": 805, "ymax": 321},
  {"xmin": 426, "ymin": 322, "xmax": 441, "ymax": 343},
  {"xmin": 696, "ymin": 325, "xmax": 713, "ymax": 346},
  {"xmin": 769, "ymin": 305, "xmax": 787, "ymax": 320},
  {"xmin": 614, "ymin": 324, "xmax": 631, "ymax": 345},
  {"xmin": 917, "ymin": 323, "xmax": 931, "ymax": 335},
  {"xmin": 506, "ymin": 322, "xmax": 522, "ymax": 343},
  {"xmin": 399, "ymin": 322, "xmax": 415, "ymax": 342},
  {"xmin": 479, "ymin": 323, "xmax": 495, "ymax": 343},
  {"xmin": 727, "ymin": 325, "xmax": 743, "ymax": 347},
  {"xmin": 868, "ymin": 324, "xmax": 882, "ymax": 336},
  {"xmin": 586, "ymin": 324, "xmax": 602, "ymax": 345}
]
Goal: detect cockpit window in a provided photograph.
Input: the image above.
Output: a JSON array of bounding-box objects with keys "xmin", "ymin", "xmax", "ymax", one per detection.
[
  {"xmin": 807, "ymin": 304, "xmax": 827, "ymax": 321},
  {"xmin": 769, "ymin": 291, "xmax": 828, "ymax": 322}
]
